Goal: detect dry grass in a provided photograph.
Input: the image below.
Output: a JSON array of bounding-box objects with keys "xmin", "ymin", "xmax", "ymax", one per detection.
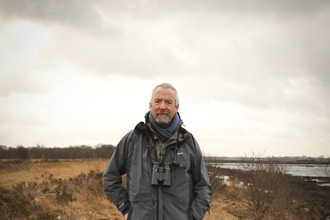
[
  {"xmin": 0, "ymin": 159, "xmax": 124, "ymax": 219},
  {"xmin": 0, "ymin": 159, "xmax": 108, "ymax": 189},
  {"xmin": 0, "ymin": 159, "xmax": 237, "ymax": 220},
  {"xmin": 204, "ymin": 197, "xmax": 240, "ymax": 220},
  {"xmin": 3, "ymin": 159, "xmax": 328, "ymax": 219}
]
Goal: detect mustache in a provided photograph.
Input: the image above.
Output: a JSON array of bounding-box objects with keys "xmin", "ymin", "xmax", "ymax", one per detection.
[{"xmin": 156, "ymin": 111, "xmax": 169, "ymax": 117}]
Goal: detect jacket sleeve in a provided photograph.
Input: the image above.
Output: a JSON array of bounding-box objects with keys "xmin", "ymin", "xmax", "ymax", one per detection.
[
  {"xmin": 103, "ymin": 131, "xmax": 132, "ymax": 216},
  {"xmin": 189, "ymin": 135, "xmax": 212, "ymax": 220}
]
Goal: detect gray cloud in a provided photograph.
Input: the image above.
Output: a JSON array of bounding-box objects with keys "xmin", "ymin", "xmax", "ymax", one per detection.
[
  {"xmin": 0, "ymin": 0, "xmax": 329, "ymax": 156},
  {"xmin": 2, "ymin": 0, "xmax": 329, "ymax": 81},
  {"xmin": 0, "ymin": 0, "xmax": 121, "ymax": 37}
]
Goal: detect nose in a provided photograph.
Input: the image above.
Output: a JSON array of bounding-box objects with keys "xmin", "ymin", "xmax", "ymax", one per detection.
[{"xmin": 159, "ymin": 102, "xmax": 167, "ymax": 110}]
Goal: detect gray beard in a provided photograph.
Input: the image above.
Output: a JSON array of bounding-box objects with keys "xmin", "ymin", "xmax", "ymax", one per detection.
[{"xmin": 155, "ymin": 116, "xmax": 171, "ymax": 127}]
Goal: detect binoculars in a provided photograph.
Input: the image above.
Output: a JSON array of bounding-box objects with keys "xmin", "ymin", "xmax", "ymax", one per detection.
[{"xmin": 151, "ymin": 162, "xmax": 171, "ymax": 186}]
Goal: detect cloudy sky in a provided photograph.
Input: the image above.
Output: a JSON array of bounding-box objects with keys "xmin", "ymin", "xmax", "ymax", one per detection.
[{"xmin": 1, "ymin": 0, "xmax": 329, "ymax": 157}]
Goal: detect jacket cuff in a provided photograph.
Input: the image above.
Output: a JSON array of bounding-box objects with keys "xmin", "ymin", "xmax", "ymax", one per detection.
[{"xmin": 119, "ymin": 202, "xmax": 131, "ymax": 216}]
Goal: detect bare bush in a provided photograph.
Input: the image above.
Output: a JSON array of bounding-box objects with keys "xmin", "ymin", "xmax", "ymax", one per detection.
[
  {"xmin": 206, "ymin": 164, "xmax": 227, "ymax": 203},
  {"xmin": 228, "ymin": 153, "xmax": 295, "ymax": 220},
  {"xmin": 0, "ymin": 169, "xmax": 110, "ymax": 219}
]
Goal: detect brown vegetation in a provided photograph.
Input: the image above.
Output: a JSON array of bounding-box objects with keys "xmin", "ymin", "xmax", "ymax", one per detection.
[
  {"xmin": 0, "ymin": 159, "xmax": 123, "ymax": 219},
  {"xmin": 0, "ymin": 159, "xmax": 238, "ymax": 220},
  {"xmin": 1, "ymin": 159, "xmax": 329, "ymax": 219},
  {"xmin": 206, "ymin": 164, "xmax": 330, "ymax": 220}
]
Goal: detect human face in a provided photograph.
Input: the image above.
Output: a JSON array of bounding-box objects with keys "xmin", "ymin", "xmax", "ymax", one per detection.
[{"xmin": 149, "ymin": 87, "xmax": 179, "ymax": 129}]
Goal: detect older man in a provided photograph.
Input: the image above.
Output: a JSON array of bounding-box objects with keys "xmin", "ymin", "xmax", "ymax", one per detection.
[{"xmin": 103, "ymin": 83, "xmax": 212, "ymax": 220}]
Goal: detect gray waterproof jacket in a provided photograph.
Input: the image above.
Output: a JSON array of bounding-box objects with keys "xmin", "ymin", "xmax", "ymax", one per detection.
[{"xmin": 103, "ymin": 119, "xmax": 212, "ymax": 220}]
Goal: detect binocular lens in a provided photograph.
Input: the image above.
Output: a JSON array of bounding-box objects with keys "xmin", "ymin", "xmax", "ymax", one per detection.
[{"xmin": 151, "ymin": 162, "xmax": 171, "ymax": 186}]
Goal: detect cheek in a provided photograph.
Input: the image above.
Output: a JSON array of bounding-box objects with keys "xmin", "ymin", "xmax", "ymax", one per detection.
[{"xmin": 171, "ymin": 106, "xmax": 178, "ymax": 113}]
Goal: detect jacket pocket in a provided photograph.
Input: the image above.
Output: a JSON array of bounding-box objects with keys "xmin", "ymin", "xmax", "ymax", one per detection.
[{"xmin": 176, "ymin": 149, "xmax": 190, "ymax": 170}]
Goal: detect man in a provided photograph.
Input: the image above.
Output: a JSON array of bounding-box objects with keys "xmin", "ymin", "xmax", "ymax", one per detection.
[{"xmin": 103, "ymin": 83, "xmax": 212, "ymax": 220}]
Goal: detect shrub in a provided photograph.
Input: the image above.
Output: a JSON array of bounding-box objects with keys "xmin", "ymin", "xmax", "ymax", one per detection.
[
  {"xmin": 206, "ymin": 164, "xmax": 227, "ymax": 204},
  {"xmin": 0, "ymin": 183, "xmax": 39, "ymax": 219},
  {"xmin": 228, "ymin": 153, "xmax": 295, "ymax": 220},
  {"xmin": 55, "ymin": 182, "xmax": 75, "ymax": 204}
]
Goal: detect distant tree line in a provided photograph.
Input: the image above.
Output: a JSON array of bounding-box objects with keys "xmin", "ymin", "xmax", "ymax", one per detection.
[{"xmin": 0, "ymin": 144, "xmax": 116, "ymax": 160}]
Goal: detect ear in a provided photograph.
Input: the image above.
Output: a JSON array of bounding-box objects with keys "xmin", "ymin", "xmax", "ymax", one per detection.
[
  {"xmin": 175, "ymin": 104, "xmax": 179, "ymax": 113},
  {"xmin": 149, "ymin": 103, "xmax": 152, "ymax": 111}
]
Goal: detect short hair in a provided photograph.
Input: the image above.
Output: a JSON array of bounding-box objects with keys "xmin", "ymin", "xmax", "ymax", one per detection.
[{"xmin": 150, "ymin": 83, "xmax": 179, "ymax": 107}]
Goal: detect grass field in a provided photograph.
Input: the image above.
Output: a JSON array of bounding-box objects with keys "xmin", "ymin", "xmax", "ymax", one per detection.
[{"xmin": 0, "ymin": 159, "xmax": 238, "ymax": 220}]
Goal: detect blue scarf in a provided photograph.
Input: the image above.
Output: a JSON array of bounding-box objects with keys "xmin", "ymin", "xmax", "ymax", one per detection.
[{"xmin": 148, "ymin": 112, "xmax": 181, "ymax": 143}]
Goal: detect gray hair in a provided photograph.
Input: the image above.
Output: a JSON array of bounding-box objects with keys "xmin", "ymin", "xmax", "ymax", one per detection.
[{"xmin": 150, "ymin": 83, "xmax": 179, "ymax": 107}]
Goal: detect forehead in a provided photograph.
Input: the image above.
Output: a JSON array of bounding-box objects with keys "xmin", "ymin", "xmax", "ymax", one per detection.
[{"xmin": 152, "ymin": 87, "xmax": 175, "ymax": 100}]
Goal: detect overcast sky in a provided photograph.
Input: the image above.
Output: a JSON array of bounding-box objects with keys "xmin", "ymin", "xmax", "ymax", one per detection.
[{"xmin": 1, "ymin": 0, "xmax": 329, "ymax": 157}]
